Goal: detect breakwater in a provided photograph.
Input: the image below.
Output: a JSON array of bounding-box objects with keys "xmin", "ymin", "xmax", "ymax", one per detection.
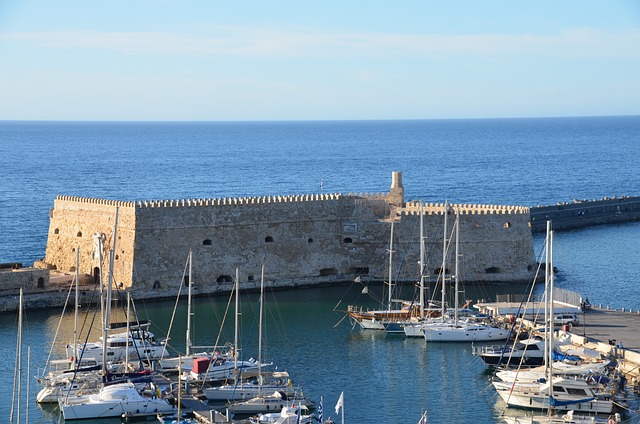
[{"xmin": 530, "ymin": 196, "xmax": 640, "ymax": 232}]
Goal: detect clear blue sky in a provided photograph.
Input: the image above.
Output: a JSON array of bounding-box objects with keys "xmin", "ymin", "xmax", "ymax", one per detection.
[{"xmin": 1, "ymin": 0, "xmax": 639, "ymax": 121}]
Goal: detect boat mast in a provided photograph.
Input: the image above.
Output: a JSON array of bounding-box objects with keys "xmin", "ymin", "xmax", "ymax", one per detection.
[
  {"xmin": 387, "ymin": 221, "xmax": 394, "ymax": 311},
  {"xmin": 441, "ymin": 201, "xmax": 448, "ymax": 321},
  {"xmin": 548, "ymin": 222, "xmax": 555, "ymax": 390},
  {"xmin": 419, "ymin": 202, "xmax": 425, "ymax": 319},
  {"xmin": 258, "ymin": 263, "xmax": 264, "ymax": 397},
  {"xmin": 454, "ymin": 207, "xmax": 460, "ymax": 324},
  {"xmin": 73, "ymin": 247, "xmax": 79, "ymax": 367},
  {"xmin": 234, "ymin": 267, "xmax": 239, "ymax": 377},
  {"xmin": 10, "ymin": 288, "xmax": 23, "ymax": 424},
  {"xmin": 125, "ymin": 292, "xmax": 131, "ymax": 368},
  {"xmin": 186, "ymin": 250, "xmax": 193, "ymax": 357},
  {"xmin": 102, "ymin": 206, "xmax": 119, "ymax": 375}
]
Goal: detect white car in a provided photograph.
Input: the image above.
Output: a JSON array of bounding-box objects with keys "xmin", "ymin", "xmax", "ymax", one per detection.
[{"xmin": 553, "ymin": 314, "xmax": 579, "ymax": 326}]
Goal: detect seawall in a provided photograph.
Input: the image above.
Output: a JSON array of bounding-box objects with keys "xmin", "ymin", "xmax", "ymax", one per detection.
[{"xmin": 530, "ymin": 196, "xmax": 640, "ymax": 232}]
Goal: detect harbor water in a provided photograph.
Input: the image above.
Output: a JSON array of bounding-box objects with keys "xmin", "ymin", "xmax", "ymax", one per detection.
[{"xmin": 2, "ymin": 116, "xmax": 640, "ymax": 423}]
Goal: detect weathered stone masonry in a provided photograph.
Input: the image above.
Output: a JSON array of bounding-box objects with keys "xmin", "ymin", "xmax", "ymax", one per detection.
[{"xmin": 41, "ymin": 172, "xmax": 536, "ymax": 299}]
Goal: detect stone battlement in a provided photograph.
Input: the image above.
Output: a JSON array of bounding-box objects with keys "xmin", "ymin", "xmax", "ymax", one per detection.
[
  {"xmin": 43, "ymin": 172, "xmax": 536, "ymax": 297},
  {"xmin": 403, "ymin": 201, "xmax": 530, "ymax": 216}
]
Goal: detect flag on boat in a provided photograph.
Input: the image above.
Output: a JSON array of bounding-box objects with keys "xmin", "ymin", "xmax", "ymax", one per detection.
[
  {"xmin": 335, "ymin": 391, "xmax": 344, "ymax": 414},
  {"xmin": 317, "ymin": 396, "xmax": 323, "ymax": 423}
]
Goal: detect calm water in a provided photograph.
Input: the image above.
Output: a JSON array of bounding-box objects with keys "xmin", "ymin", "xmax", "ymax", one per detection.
[{"xmin": 2, "ymin": 116, "xmax": 640, "ymax": 423}]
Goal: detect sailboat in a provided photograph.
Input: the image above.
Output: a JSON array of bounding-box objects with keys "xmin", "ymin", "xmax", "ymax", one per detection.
[
  {"xmin": 410, "ymin": 205, "xmax": 509, "ymax": 342},
  {"xmin": 58, "ymin": 208, "xmax": 176, "ymax": 420},
  {"xmin": 227, "ymin": 265, "xmax": 315, "ymax": 415},
  {"xmin": 157, "ymin": 250, "xmax": 233, "ymax": 374},
  {"xmin": 493, "ymin": 222, "xmax": 621, "ymax": 416},
  {"xmin": 347, "ymin": 220, "xmax": 422, "ymax": 330},
  {"xmin": 180, "ymin": 267, "xmax": 266, "ymax": 385}
]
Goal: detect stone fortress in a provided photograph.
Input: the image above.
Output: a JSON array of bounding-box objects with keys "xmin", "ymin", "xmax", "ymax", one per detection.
[{"xmin": 36, "ymin": 171, "xmax": 536, "ymax": 300}]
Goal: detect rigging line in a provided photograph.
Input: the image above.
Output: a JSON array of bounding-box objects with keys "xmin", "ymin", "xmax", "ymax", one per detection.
[
  {"xmin": 41, "ymin": 274, "xmax": 75, "ymax": 377},
  {"xmin": 159, "ymin": 255, "xmax": 189, "ymax": 359}
]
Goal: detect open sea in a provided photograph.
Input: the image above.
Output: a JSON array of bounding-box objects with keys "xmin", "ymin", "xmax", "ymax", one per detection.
[{"xmin": 2, "ymin": 116, "xmax": 640, "ymax": 423}]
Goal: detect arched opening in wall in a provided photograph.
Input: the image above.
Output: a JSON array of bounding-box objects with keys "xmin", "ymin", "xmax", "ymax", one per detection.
[
  {"xmin": 348, "ymin": 267, "xmax": 369, "ymax": 275},
  {"xmin": 485, "ymin": 267, "xmax": 501, "ymax": 274},
  {"xmin": 93, "ymin": 267, "xmax": 100, "ymax": 284},
  {"xmin": 308, "ymin": 238, "xmax": 314, "ymax": 243},
  {"xmin": 503, "ymin": 222, "xmax": 512, "ymax": 229},
  {"xmin": 320, "ymin": 268, "xmax": 337, "ymax": 276},
  {"xmin": 265, "ymin": 236, "xmax": 274, "ymax": 243},
  {"xmin": 153, "ymin": 280, "xmax": 161, "ymax": 289},
  {"xmin": 69, "ymin": 266, "xmax": 76, "ymax": 272},
  {"xmin": 343, "ymin": 237, "xmax": 353, "ymax": 243},
  {"xmin": 248, "ymin": 274, "xmax": 254, "ymax": 281},
  {"xmin": 217, "ymin": 275, "xmax": 233, "ymax": 283},
  {"xmin": 77, "ymin": 231, "xmax": 82, "ymax": 237},
  {"xmin": 54, "ymin": 228, "xmax": 59, "ymax": 235},
  {"xmin": 203, "ymin": 239, "xmax": 212, "ymax": 246},
  {"xmin": 37, "ymin": 277, "xmax": 45, "ymax": 289},
  {"xmin": 527, "ymin": 264, "xmax": 533, "ymax": 272}
]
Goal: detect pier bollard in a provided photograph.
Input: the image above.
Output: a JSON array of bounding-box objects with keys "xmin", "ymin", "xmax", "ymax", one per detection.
[{"xmin": 622, "ymin": 307, "xmax": 625, "ymax": 312}]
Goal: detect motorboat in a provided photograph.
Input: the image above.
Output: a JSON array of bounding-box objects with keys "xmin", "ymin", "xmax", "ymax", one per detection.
[
  {"xmin": 58, "ymin": 381, "xmax": 175, "ymax": 420},
  {"xmin": 203, "ymin": 371, "xmax": 298, "ymax": 401},
  {"xmin": 228, "ymin": 390, "xmax": 315, "ymax": 415}
]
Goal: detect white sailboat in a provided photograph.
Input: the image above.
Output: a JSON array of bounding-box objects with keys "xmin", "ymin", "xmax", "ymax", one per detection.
[
  {"xmin": 227, "ymin": 265, "xmax": 314, "ymax": 415},
  {"xmin": 204, "ymin": 266, "xmax": 296, "ymax": 401},
  {"xmin": 419, "ymin": 206, "xmax": 509, "ymax": 342},
  {"xmin": 59, "ymin": 381, "xmax": 175, "ymax": 420},
  {"xmin": 181, "ymin": 267, "xmax": 266, "ymax": 384},
  {"xmin": 494, "ymin": 222, "xmax": 619, "ymax": 416},
  {"xmin": 157, "ymin": 251, "xmax": 233, "ymax": 373}
]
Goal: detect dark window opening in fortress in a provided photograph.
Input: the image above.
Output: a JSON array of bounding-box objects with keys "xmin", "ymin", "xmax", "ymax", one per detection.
[
  {"xmin": 183, "ymin": 275, "xmax": 190, "ymax": 286},
  {"xmin": 248, "ymin": 274, "xmax": 254, "ymax": 281},
  {"xmin": 115, "ymin": 254, "xmax": 119, "ymax": 260},
  {"xmin": 203, "ymin": 239, "xmax": 212, "ymax": 246},
  {"xmin": 527, "ymin": 264, "xmax": 533, "ymax": 272},
  {"xmin": 308, "ymin": 238, "xmax": 314, "ymax": 243},
  {"xmin": 503, "ymin": 222, "xmax": 512, "ymax": 229},
  {"xmin": 69, "ymin": 266, "xmax": 76, "ymax": 272},
  {"xmin": 349, "ymin": 267, "xmax": 369, "ymax": 275},
  {"xmin": 77, "ymin": 231, "xmax": 82, "ymax": 237},
  {"xmin": 485, "ymin": 267, "xmax": 501, "ymax": 274},
  {"xmin": 153, "ymin": 280, "xmax": 161, "ymax": 289},
  {"xmin": 320, "ymin": 268, "xmax": 337, "ymax": 276},
  {"xmin": 217, "ymin": 275, "xmax": 233, "ymax": 283},
  {"xmin": 37, "ymin": 277, "xmax": 45, "ymax": 289},
  {"xmin": 93, "ymin": 267, "xmax": 100, "ymax": 284},
  {"xmin": 343, "ymin": 237, "xmax": 353, "ymax": 243},
  {"xmin": 54, "ymin": 228, "xmax": 59, "ymax": 234},
  {"xmin": 72, "ymin": 247, "xmax": 76, "ymax": 252},
  {"xmin": 434, "ymin": 267, "xmax": 450, "ymax": 275},
  {"xmin": 265, "ymin": 236, "xmax": 274, "ymax": 243}
]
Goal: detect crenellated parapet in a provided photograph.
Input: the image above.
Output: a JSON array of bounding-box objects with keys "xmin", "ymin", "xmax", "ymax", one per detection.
[
  {"xmin": 135, "ymin": 192, "xmax": 353, "ymax": 208},
  {"xmin": 55, "ymin": 195, "xmax": 136, "ymax": 208},
  {"xmin": 401, "ymin": 201, "xmax": 530, "ymax": 216}
]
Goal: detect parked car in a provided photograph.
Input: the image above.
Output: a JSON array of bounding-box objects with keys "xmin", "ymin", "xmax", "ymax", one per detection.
[{"xmin": 553, "ymin": 313, "xmax": 579, "ymax": 326}]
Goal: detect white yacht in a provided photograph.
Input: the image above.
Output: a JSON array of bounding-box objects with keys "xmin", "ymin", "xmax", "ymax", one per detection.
[{"xmin": 58, "ymin": 381, "xmax": 175, "ymax": 420}]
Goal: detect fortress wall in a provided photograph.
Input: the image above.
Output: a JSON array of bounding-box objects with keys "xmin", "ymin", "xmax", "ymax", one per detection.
[
  {"xmin": 389, "ymin": 204, "xmax": 535, "ymax": 286},
  {"xmin": 42, "ymin": 174, "xmax": 536, "ymax": 298},
  {"xmin": 44, "ymin": 197, "xmax": 137, "ymax": 288},
  {"xmin": 130, "ymin": 194, "xmax": 391, "ymax": 292}
]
